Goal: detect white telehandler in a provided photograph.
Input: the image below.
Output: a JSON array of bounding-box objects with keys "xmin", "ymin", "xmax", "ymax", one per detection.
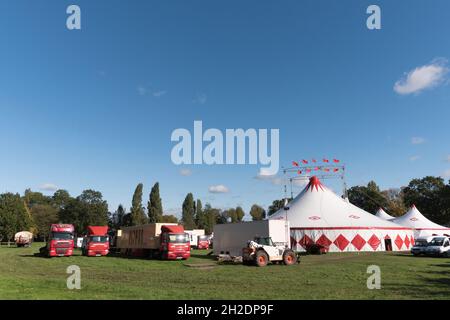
[{"xmin": 242, "ymin": 236, "xmax": 298, "ymax": 267}]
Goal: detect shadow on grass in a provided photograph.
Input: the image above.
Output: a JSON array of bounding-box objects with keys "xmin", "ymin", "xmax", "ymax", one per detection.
[{"xmin": 189, "ymin": 253, "xmax": 216, "ymax": 261}]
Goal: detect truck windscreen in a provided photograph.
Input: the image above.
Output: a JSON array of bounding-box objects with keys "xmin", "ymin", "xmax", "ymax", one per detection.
[
  {"xmin": 168, "ymin": 234, "xmax": 189, "ymax": 243},
  {"xmin": 51, "ymin": 232, "xmax": 73, "ymax": 240},
  {"xmin": 89, "ymin": 236, "xmax": 108, "ymax": 243}
]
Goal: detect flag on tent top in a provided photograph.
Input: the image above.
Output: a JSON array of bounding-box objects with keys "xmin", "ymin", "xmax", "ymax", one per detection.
[
  {"xmin": 292, "ymin": 161, "xmax": 299, "ymax": 167},
  {"xmin": 333, "ymin": 159, "xmax": 340, "ymax": 163},
  {"xmin": 333, "ymin": 168, "xmax": 339, "ymax": 172},
  {"xmin": 323, "ymin": 158, "xmax": 329, "ymax": 163},
  {"xmin": 297, "ymin": 170, "xmax": 302, "ymax": 174},
  {"xmin": 306, "ymin": 168, "xmax": 311, "ymax": 173},
  {"xmin": 324, "ymin": 168, "xmax": 330, "ymax": 172},
  {"xmin": 302, "ymin": 159, "xmax": 308, "ymax": 164},
  {"xmin": 312, "ymin": 159, "xmax": 317, "ymax": 163}
]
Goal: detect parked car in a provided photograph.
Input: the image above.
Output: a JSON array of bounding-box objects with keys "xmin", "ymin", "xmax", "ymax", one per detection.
[
  {"xmin": 424, "ymin": 236, "xmax": 450, "ymax": 257},
  {"xmin": 411, "ymin": 236, "xmax": 433, "ymax": 256}
]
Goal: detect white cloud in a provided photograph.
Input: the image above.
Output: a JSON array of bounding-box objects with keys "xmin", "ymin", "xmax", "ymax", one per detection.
[
  {"xmin": 411, "ymin": 137, "xmax": 426, "ymax": 145},
  {"xmin": 409, "ymin": 155, "xmax": 420, "ymax": 162},
  {"xmin": 39, "ymin": 183, "xmax": 58, "ymax": 192},
  {"xmin": 442, "ymin": 169, "xmax": 450, "ymax": 178},
  {"xmin": 208, "ymin": 185, "xmax": 229, "ymax": 193},
  {"xmin": 152, "ymin": 90, "xmax": 167, "ymax": 97},
  {"xmin": 179, "ymin": 169, "xmax": 192, "ymax": 176},
  {"xmin": 394, "ymin": 59, "xmax": 448, "ymax": 95},
  {"xmin": 193, "ymin": 93, "xmax": 207, "ymax": 104},
  {"xmin": 137, "ymin": 85, "xmax": 148, "ymax": 96}
]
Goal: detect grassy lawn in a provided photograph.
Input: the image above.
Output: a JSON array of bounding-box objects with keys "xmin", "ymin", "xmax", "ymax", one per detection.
[{"xmin": 0, "ymin": 242, "xmax": 449, "ymax": 299}]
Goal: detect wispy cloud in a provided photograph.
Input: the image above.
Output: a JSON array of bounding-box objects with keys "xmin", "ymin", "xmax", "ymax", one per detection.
[
  {"xmin": 193, "ymin": 93, "xmax": 207, "ymax": 104},
  {"xmin": 152, "ymin": 90, "xmax": 167, "ymax": 97},
  {"xmin": 394, "ymin": 59, "xmax": 448, "ymax": 95},
  {"xmin": 442, "ymin": 169, "xmax": 450, "ymax": 178},
  {"xmin": 179, "ymin": 168, "xmax": 192, "ymax": 176},
  {"xmin": 137, "ymin": 85, "xmax": 167, "ymax": 97},
  {"xmin": 39, "ymin": 183, "xmax": 58, "ymax": 192},
  {"xmin": 409, "ymin": 155, "xmax": 420, "ymax": 162},
  {"xmin": 208, "ymin": 185, "xmax": 229, "ymax": 193},
  {"xmin": 411, "ymin": 137, "xmax": 426, "ymax": 145}
]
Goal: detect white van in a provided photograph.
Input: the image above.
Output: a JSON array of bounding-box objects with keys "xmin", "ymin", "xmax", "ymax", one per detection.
[{"xmin": 425, "ymin": 236, "xmax": 450, "ymax": 257}]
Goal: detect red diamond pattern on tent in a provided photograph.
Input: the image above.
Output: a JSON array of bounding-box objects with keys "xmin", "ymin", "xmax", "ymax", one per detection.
[
  {"xmin": 395, "ymin": 235, "xmax": 404, "ymax": 249},
  {"xmin": 410, "ymin": 236, "xmax": 415, "ymax": 246},
  {"xmin": 290, "ymin": 236, "xmax": 298, "ymax": 248},
  {"xmin": 298, "ymin": 234, "xmax": 314, "ymax": 249},
  {"xmin": 333, "ymin": 234, "xmax": 349, "ymax": 251},
  {"xmin": 351, "ymin": 234, "xmax": 366, "ymax": 251},
  {"xmin": 367, "ymin": 234, "xmax": 381, "ymax": 251},
  {"xmin": 316, "ymin": 234, "xmax": 332, "ymax": 248},
  {"xmin": 404, "ymin": 235, "xmax": 410, "ymax": 248}
]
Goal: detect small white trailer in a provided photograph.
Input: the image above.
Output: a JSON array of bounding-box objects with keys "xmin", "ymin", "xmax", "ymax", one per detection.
[
  {"xmin": 185, "ymin": 229, "xmax": 205, "ymax": 248},
  {"xmin": 213, "ymin": 220, "xmax": 290, "ymax": 256}
]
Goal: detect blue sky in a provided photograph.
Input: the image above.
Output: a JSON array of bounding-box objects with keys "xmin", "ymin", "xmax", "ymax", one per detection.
[{"xmin": 1, "ymin": 1, "xmax": 449, "ymax": 218}]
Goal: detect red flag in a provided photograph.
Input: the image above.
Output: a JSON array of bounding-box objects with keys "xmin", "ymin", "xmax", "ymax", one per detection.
[
  {"xmin": 323, "ymin": 158, "xmax": 329, "ymax": 163},
  {"xmin": 312, "ymin": 159, "xmax": 317, "ymax": 163},
  {"xmin": 302, "ymin": 159, "xmax": 308, "ymax": 164},
  {"xmin": 333, "ymin": 159, "xmax": 340, "ymax": 163},
  {"xmin": 324, "ymin": 168, "xmax": 330, "ymax": 172},
  {"xmin": 333, "ymin": 168, "xmax": 339, "ymax": 172},
  {"xmin": 297, "ymin": 170, "xmax": 302, "ymax": 175},
  {"xmin": 306, "ymin": 168, "xmax": 311, "ymax": 173},
  {"xmin": 292, "ymin": 161, "xmax": 299, "ymax": 167},
  {"xmin": 314, "ymin": 167, "xmax": 319, "ymax": 171}
]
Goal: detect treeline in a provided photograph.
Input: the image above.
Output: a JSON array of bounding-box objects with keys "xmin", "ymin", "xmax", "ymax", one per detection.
[
  {"xmin": 0, "ymin": 181, "xmax": 268, "ymax": 242},
  {"xmin": 266, "ymin": 176, "xmax": 450, "ymax": 226},
  {"xmin": 346, "ymin": 176, "xmax": 450, "ymax": 225}
]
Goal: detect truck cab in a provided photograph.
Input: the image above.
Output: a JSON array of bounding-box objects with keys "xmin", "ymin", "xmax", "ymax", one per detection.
[
  {"xmin": 197, "ymin": 235, "xmax": 210, "ymax": 250},
  {"xmin": 82, "ymin": 226, "xmax": 109, "ymax": 257},
  {"xmin": 160, "ymin": 225, "xmax": 190, "ymax": 260},
  {"xmin": 425, "ymin": 236, "xmax": 450, "ymax": 257},
  {"xmin": 43, "ymin": 224, "xmax": 75, "ymax": 257}
]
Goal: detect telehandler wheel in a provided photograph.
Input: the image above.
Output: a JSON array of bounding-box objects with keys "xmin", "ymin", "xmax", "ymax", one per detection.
[
  {"xmin": 283, "ymin": 250, "xmax": 297, "ymax": 265},
  {"xmin": 255, "ymin": 250, "xmax": 269, "ymax": 267}
]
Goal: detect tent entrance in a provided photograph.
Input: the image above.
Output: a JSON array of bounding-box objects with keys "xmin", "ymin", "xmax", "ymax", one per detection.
[{"xmin": 384, "ymin": 239, "xmax": 392, "ymax": 251}]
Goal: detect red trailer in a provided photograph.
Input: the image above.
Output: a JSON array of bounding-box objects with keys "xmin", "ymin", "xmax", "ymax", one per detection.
[{"xmin": 82, "ymin": 226, "xmax": 109, "ymax": 257}]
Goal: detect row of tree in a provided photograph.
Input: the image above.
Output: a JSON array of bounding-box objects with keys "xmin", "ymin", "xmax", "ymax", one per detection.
[{"xmin": 3, "ymin": 175, "xmax": 446, "ymax": 242}]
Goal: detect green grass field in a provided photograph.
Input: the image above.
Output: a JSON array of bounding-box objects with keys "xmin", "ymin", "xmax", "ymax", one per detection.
[{"xmin": 0, "ymin": 243, "xmax": 449, "ymax": 299}]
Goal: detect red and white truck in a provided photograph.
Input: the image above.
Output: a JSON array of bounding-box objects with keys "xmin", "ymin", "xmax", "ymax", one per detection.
[
  {"xmin": 197, "ymin": 235, "xmax": 210, "ymax": 250},
  {"xmin": 40, "ymin": 224, "xmax": 75, "ymax": 257},
  {"xmin": 117, "ymin": 223, "xmax": 190, "ymax": 260},
  {"xmin": 82, "ymin": 226, "xmax": 109, "ymax": 257}
]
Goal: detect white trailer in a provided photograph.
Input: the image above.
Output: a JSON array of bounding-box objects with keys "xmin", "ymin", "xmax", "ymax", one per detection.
[
  {"xmin": 185, "ymin": 229, "xmax": 205, "ymax": 248},
  {"xmin": 213, "ymin": 220, "xmax": 289, "ymax": 256}
]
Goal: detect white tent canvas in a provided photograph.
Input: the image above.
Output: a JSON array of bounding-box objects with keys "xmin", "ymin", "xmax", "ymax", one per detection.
[
  {"xmin": 375, "ymin": 208, "xmax": 395, "ymax": 221},
  {"xmin": 391, "ymin": 205, "xmax": 450, "ymax": 238},
  {"xmin": 269, "ymin": 176, "xmax": 414, "ymax": 252}
]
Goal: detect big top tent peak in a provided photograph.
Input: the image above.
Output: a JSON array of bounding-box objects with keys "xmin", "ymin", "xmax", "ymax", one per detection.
[
  {"xmin": 269, "ymin": 176, "xmax": 414, "ymax": 252},
  {"xmin": 391, "ymin": 205, "xmax": 450, "ymax": 238},
  {"xmin": 375, "ymin": 208, "xmax": 395, "ymax": 221}
]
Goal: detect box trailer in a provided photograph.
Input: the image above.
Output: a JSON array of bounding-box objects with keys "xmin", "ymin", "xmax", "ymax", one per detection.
[
  {"xmin": 213, "ymin": 220, "xmax": 290, "ymax": 256},
  {"xmin": 185, "ymin": 229, "xmax": 205, "ymax": 248},
  {"xmin": 117, "ymin": 223, "xmax": 190, "ymax": 260}
]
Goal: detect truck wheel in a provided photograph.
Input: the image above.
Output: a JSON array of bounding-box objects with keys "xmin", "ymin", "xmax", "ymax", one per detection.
[
  {"xmin": 283, "ymin": 250, "xmax": 297, "ymax": 266},
  {"xmin": 255, "ymin": 250, "xmax": 269, "ymax": 267}
]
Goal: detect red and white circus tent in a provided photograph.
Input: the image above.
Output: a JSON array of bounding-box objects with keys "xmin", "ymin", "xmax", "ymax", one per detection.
[
  {"xmin": 391, "ymin": 205, "xmax": 450, "ymax": 238},
  {"xmin": 375, "ymin": 208, "xmax": 395, "ymax": 221},
  {"xmin": 269, "ymin": 176, "xmax": 414, "ymax": 252}
]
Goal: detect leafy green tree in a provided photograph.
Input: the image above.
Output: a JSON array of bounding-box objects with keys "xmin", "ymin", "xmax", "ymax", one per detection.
[
  {"xmin": 402, "ymin": 176, "xmax": 448, "ymax": 225},
  {"xmin": 223, "ymin": 208, "xmax": 237, "ymax": 223},
  {"xmin": 147, "ymin": 182, "xmax": 163, "ymax": 223},
  {"xmin": 24, "ymin": 189, "xmax": 52, "ymax": 208},
  {"xmin": 110, "ymin": 204, "xmax": 126, "ymax": 229},
  {"xmin": 249, "ymin": 204, "xmax": 266, "ymax": 221},
  {"xmin": 235, "ymin": 206, "xmax": 245, "ymax": 222},
  {"xmin": 195, "ymin": 199, "xmax": 206, "ymax": 228},
  {"xmin": 160, "ymin": 215, "xmax": 179, "ymax": 223},
  {"xmin": 31, "ymin": 204, "xmax": 59, "ymax": 241},
  {"xmin": 130, "ymin": 183, "xmax": 147, "ymax": 226},
  {"xmin": 347, "ymin": 181, "xmax": 388, "ymax": 214},
  {"xmin": 59, "ymin": 190, "xmax": 108, "ymax": 234},
  {"xmin": 0, "ymin": 193, "xmax": 32, "ymax": 243},
  {"xmin": 268, "ymin": 199, "xmax": 292, "ymax": 216},
  {"xmin": 182, "ymin": 193, "xmax": 196, "ymax": 229},
  {"xmin": 52, "ymin": 189, "xmax": 72, "ymax": 210},
  {"xmin": 203, "ymin": 203, "xmax": 221, "ymax": 234}
]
